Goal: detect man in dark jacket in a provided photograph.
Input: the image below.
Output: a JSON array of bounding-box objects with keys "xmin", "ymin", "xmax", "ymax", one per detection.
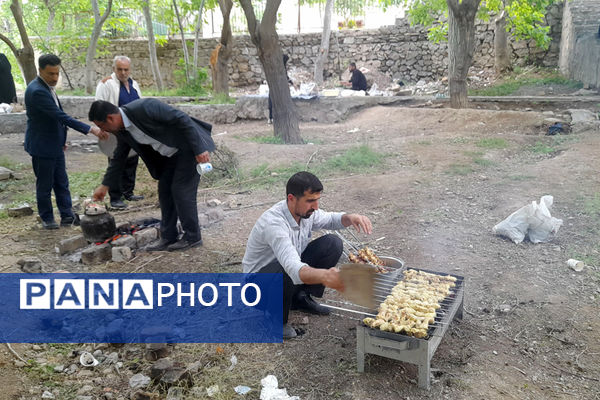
[
  {"xmin": 0, "ymin": 53, "xmax": 17, "ymax": 104},
  {"xmin": 25, "ymin": 54, "xmax": 107, "ymax": 229},
  {"xmin": 345, "ymin": 62, "xmax": 367, "ymax": 91},
  {"xmin": 89, "ymin": 98, "xmax": 215, "ymax": 252}
]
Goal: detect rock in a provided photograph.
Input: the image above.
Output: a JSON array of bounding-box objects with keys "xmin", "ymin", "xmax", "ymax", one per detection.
[
  {"xmin": 0, "ymin": 166, "xmax": 12, "ymax": 180},
  {"xmin": 166, "ymin": 387, "xmax": 184, "ymax": 400},
  {"xmin": 206, "ymin": 199, "xmax": 222, "ymax": 207},
  {"xmin": 7, "ymin": 205, "xmax": 33, "ymax": 217},
  {"xmin": 81, "ymin": 243, "xmax": 112, "ymax": 265},
  {"xmin": 206, "ymin": 385, "xmax": 220, "ymax": 397},
  {"xmin": 53, "ymin": 365, "xmax": 65, "ymax": 373},
  {"xmin": 104, "ymin": 352, "xmax": 119, "ymax": 365},
  {"xmin": 134, "ymin": 228, "xmax": 158, "ymax": 247},
  {"xmin": 145, "ymin": 343, "xmax": 170, "ymax": 361},
  {"xmin": 161, "ymin": 367, "xmax": 191, "ymax": 386},
  {"xmin": 41, "ymin": 391, "xmax": 55, "ymax": 399},
  {"xmin": 569, "ymin": 109, "xmax": 600, "ymax": 134},
  {"xmin": 112, "ymin": 246, "xmax": 133, "ymax": 262},
  {"xmin": 129, "ymin": 373, "xmax": 151, "ymax": 389},
  {"xmin": 77, "ymin": 385, "xmax": 94, "ymax": 394},
  {"xmin": 57, "ymin": 235, "xmax": 88, "ymax": 255},
  {"xmin": 207, "ymin": 208, "xmax": 225, "ymax": 223},
  {"xmin": 150, "ymin": 358, "xmax": 174, "ymax": 380},
  {"xmin": 111, "ymin": 235, "xmax": 137, "ymax": 248},
  {"xmin": 17, "ymin": 257, "xmax": 42, "ymax": 273},
  {"xmin": 130, "ymin": 391, "xmax": 160, "ymax": 400}
]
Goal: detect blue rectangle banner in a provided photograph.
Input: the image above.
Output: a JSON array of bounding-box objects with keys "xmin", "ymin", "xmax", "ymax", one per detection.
[{"xmin": 0, "ymin": 273, "xmax": 283, "ymax": 343}]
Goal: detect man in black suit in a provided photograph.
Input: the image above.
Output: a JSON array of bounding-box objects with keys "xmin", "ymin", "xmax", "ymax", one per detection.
[
  {"xmin": 89, "ymin": 99, "xmax": 215, "ymax": 252},
  {"xmin": 24, "ymin": 54, "xmax": 108, "ymax": 230}
]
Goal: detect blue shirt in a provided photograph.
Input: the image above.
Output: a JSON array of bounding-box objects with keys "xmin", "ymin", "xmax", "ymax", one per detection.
[{"xmin": 118, "ymin": 78, "xmax": 140, "ymax": 106}]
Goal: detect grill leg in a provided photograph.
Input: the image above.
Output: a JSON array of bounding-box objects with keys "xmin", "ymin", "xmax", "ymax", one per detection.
[
  {"xmin": 417, "ymin": 356, "xmax": 430, "ymax": 390},
  {"xmin": 356, "ymin": 325, "xmax": 365, "ymax": 373}
]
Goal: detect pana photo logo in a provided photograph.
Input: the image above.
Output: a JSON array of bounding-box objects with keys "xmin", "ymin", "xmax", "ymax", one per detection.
[{"xmin": 20, "ymin": 278, "xmax": 261, "ymax": 310}]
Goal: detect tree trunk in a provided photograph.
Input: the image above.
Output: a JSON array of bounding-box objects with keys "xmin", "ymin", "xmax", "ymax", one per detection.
[
  {"xmin": 193, "ymin": 0, "xmax": 206, "ymax": 76},
  {"xmin": 313, "ymin": 0, "xmax": 334, "ymax": 85},
  {"xmin": 85, "ymin": 0, "xmax": 113, "ymax": 94},
  {"xmin": 173, "ymin": 0, "xmax": 191, "ymax": 83},
  {"xmin": 239, "ymin": 0, "xmax": 302, "ymax": 144},
  {"xmin": 494, "ymin": 10, "xmax": 511, "ymax": 75},
  {"xmin": 213, "ymin": 0, "xmax": 233, "ymax": 96},
  {"xmin": 4, "ymin": 0, "xmax": 37, "ymax": 84},
  {"xmin": 143, "ymin": 0, "xmax": 164, "ymax": 91},
  {"xmin": 447, "ymin": 0, "xmax": 480, "ymax": 108}
]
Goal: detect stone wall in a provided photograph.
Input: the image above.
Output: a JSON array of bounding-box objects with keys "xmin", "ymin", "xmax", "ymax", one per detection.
[
  {"xmin": 60, "ymin": 10, "xmax": 563, "ymax": 90},
  {"xmin": 559, "ymin": 0, "xmax": 600, "ymax": 87}
]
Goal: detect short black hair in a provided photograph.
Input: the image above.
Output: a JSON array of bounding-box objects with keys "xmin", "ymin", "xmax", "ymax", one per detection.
[
  {"xmin": 349, "ymin": 62, "xmax": 356, "ymax": 68},
  {"xmin": 39, "ymin": 54, "xmax": 61, "ymax": 70},
  {"xmin": 286, "ymin": 171, "xmax": 323, "ymax": 198},
  {"xmin": 88, "ymin": 100, "xmax": 120, "ymax": 122}
]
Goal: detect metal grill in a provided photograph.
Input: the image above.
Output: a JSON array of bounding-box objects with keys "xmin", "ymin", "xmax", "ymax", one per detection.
[{"xmin": 324, "ymin": 231, "xmax": 464, "ymax": 390}]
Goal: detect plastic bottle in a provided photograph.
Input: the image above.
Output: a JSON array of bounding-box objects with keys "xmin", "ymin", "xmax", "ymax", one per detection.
[{"xmin": 196, "ymin": 162, "xmax": 213, "ymax": 175}]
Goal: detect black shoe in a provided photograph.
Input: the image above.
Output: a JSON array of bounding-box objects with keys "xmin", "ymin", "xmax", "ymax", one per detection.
[
  {"xmin": 292, "ymin": 292, "xmax": 330, "ymax": 315},
  {"xmin": 167, "ymin": 238, "xmax": 203, "ymax": 252},
  {"xmin": 110, "ymin": 200, "xmax": 128, "ymax": 210},
  {"xmin": 60, "ymin": 215, "xmax": 80, "ymax": 227},
  {"xmin": 146, "ymin": 238, "xmax": 177, "ymax": 252},
  {"xmin": 124, "ymin": 194, "xmax": 144, "ymax": 201},
  {"xmin": 283, "ymin": 323, "xmax": 297, "ymax": 339},
  {"xmin": 41, "ymin": 220, "xmax": 59, "ymax": 230}
]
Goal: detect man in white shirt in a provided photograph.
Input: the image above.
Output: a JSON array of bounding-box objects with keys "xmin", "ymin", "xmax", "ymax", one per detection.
[
  {"xmin": 95, "ymin": 55, "xmax": 144, "ymax": 209},
  {"xmin": 243, "ymin": 172, "xmax": 373, "ymax": 339}
]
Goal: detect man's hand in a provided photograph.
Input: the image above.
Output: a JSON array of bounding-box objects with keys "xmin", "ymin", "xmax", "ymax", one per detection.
[
  {"xmin": 322, "ymin": 267, "xmax": 344, "ymax": 292},
  {"xmin": 342, "ymin": 213, "xmax": 373, "ymax": 234},
  {"xmin": 101, "ymin": 76, "xmax": 111, "ymax": 84},
  {"xmin": 93, "ymin": 185, "xmax": 109, "ymax": 202},
  {"xmin": 195, "ymin": 151, "xmax": 210, "ymax": 163},
  {"xmin": 90, "ymin": 126, "xmax": 109, "ymax": 140}
]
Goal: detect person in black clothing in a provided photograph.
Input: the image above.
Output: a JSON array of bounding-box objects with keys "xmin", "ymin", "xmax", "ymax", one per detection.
[
  {"xmin": 0, "ymin": 54, "xmax": 17, "ymax": 104},
  {"xmin": 267, "ymin": 54, "xmax": 293, "ymax": 124},
  {"xmin": 344, "ymin": 62, "xmax": 367, "ymax": 91}
]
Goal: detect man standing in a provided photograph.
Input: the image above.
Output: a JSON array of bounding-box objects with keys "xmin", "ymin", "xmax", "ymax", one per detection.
[
  {"xmin": 243, "ymin": 171, "xmax": 373, "ymax": 339},
  {"xmin": 24, "ymin": 54, "xmax": 107, "ymax": 230},
  {"xmin": 89, "ymin": 98, "xmax": 215, "ymax": 252},
  {"xmin": 344, "ymin": 62, "xmax": 367, "ymax": 91},
  {"xmin": 95, "ymin": 55, "xmax": 144, "ymax": 209}
]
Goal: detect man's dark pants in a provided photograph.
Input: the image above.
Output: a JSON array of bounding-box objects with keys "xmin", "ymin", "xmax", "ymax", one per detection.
[
  {"xmin": 258, "ymin": 234, "xmax": 343, "ymax": 323},
  {"xmin": 32, "ymin": 154, "xmax": 74, "ymax": 223},
  {"xmin": 109, "ymin": 155, "xmax": 139, "ymax": 201},
  {"xmin": 157, "ymin": 150, "xmax": 201, "ymax": 242}
]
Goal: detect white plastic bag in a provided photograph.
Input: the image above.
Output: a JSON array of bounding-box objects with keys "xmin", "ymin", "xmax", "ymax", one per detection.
[{"xmin": 492, "ymin": 195, "xmax": 562, "ymax": 244}]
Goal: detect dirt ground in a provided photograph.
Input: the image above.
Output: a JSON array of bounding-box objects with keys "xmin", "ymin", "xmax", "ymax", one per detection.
[{"xmin": 0, "ymin": 103, "xmax": 599, "ymax": 400}]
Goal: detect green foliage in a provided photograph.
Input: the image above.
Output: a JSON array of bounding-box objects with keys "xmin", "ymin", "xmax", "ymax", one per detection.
[
  {"xmin": 68, "ymin": 170, "xmax": 105, "ymax": 198},
  {"xmin": 476, "ymin": 138, "xmax": 508, "ymax": 149},
  {"xmin": 446, "ymin": 163, "xmax": 474, "ymax": 175},
  {"xmin": 529, "ymin": 141, "xmax": 555, "ymax": 154},
  {"xmin": 584, "ymin": 193, "xmax": 600, "ymax": 216},
  {"xmin": 469, "ymin": 73, "xmax": 582, "ymax": 96},
  {"xmin": 323, "ymin": 145, "xmax": 384, "ymax": 172},
  {"xmin": 245, "ymin": 135, "xmax": 285, "ymax": 144},
  {"xmin": 173, "ymin": 63, "xmax": 211, "ymax": 96}
]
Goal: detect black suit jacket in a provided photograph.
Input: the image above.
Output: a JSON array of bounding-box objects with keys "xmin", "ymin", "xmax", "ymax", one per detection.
[{"xmin": 102, "ymin": 98, "xmax": 215, "ymax": 189}]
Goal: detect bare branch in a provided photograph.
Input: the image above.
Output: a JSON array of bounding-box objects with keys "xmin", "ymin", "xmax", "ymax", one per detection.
[
  {"xmin": 0, "ymin": 33, "xmax": 19, "ymax": 55},
  {"xmin": 238, "ymin": 0, "xmax": 258, "ymax": 43}
]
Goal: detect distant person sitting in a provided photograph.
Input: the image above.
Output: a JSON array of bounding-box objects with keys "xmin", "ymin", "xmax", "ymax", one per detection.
[
  {"xmin": 342, "ymin": 62, "xmax": 367, "ymax": 91},
  {"xmin": 0, "ymin": 53, "xmax": 17, "ymax": 104}
]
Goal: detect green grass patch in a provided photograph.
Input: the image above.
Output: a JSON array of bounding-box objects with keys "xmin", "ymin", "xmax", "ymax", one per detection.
[
  {"xmin": 507, "ymin": 174, "xmax": 535, "ymax": 181},
  {"xmin": 473, "ymin": 157, "xmax": 495, "ymax": 166},
  {"xmin": 450, "ymin": 137, "xmax": 470, "ymax": 145},
  {"xmin": 55, "ymin": 88, "xmax": 87, "ymax": 96},
  {"xmin": 0, "ymin": 156, "xmax": 25, "ymax": 171},
  {"xmin": 416, "ymin": 140, "xmax": 432, "ymax": 145},
  {"xmin": 463, "ymin": 150, "xmax": 484, "ymax": 157},
  {"xmin": 68, "ymin": 170, "xmax": 104, "ymax": 198},
  {"xmin": 529, "ymin": 141, "xmax": 555, "ymax": 154},
  {"xmin": 245, "ymin": 135, "xmax": 285, "ymax": 144},
  {"xmin": 469, "ymin": 68, "xmax": 582, "ymax": 96},
  {"xmin": 323, "ymin": 145, "xmax": 384, "ymax": 172},
  {"xmin": 584, "ymin": 193, "xmax": 600, "ymax": 215},
  {"xmin": 446, "ymin": 163, "xmax": 474, "ymax": 175},
  {"xmin": 476, "ymin": 138, "xmax": 508, "ymax": 149}
]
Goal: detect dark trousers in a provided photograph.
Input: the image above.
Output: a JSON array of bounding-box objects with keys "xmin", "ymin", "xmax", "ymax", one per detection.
[
  {"xmin": 31, "ymin": 154, "xmax": 74, "ymax": 223},
  {"xmin": 258, "ymin": 234, "xmax": 343, "ymax": 323},
  {"xmin": 109, "ymin": 155, "xmax": 139, "ymax": 201},
  {"xmin": 157, "ymin": 150, "xmax": 201, "ymax": 242}
]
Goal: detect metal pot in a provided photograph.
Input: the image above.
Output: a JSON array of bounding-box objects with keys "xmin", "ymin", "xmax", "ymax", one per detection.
[{"xmin": 80, "ymin": 204, "xmax": 116, "ymax": 243}]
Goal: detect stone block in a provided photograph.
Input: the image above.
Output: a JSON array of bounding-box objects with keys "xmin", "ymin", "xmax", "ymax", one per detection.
[
  {"xmin": 7, "ymin": 205, "xmax": 33, "ymax": 217},
  {"xmin": 0, "ymin": 166, "xmax": 12, "ymax": 180},
  {"xmin": 207, "ymin": 208, "xmax": 225, "ymax": 223},
  {"xmin": 57, "ymin": 235, "xmax": 88, "ymax": 255},
  {"xmin": 17, "ymin": 257, "xmax": 42, "ymax": 273},
  {"xmin": 112, "ymin": 235, "xmax": 137, "ymax": 248},
  {"xmin": 81, "ymin": 243, "xmax": 112, "ymax": 265},
  {"xmin": 112, "ymin": 246, "xmax": 133, "ymax": 262},
  {"xmin": 134, "ymin": 228, "xmax": 158, "ymax": 247}
]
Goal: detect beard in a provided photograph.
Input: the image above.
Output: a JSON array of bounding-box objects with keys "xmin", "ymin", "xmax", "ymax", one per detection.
[{"xmin": 299, "ymin": 210, "xmax": 314, "ymax": 219}]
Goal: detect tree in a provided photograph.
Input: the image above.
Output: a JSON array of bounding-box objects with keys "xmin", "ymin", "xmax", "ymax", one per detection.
[
  {"xmin": 239, "ymin": 0, "xmax": 302, "ymax": 144},
  {"xmin": 313, "ymin": 0, "xmax": 334, "ymax": 85},
  {"xmin": 192, "ymin": 0, "xmax": 207, "ymax": 76},
  {"xmin": 211, "ymin": 0, "xmax": 233, "ymax": 95},
  {"xmin": 142, "ymin": 0, "xmax": 165, "ymax": 90},
  {"xmin": 85, "ymin": 0, "xmax": 113, "ymax": 93},
  {"xmin": 447, "ymin": 0, "xmax": 481, "ymax": 108},
  {"xmin": 172, "ymin": 0, "xmax": 191, "ymax": 83},
  {"xmin": 0, "ymin": 0, "xmax": 37, "ymax": 84}
]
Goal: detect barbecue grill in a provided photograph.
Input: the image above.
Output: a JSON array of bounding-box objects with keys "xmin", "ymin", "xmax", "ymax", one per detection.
[{"xmin": 325, "ymin": 231, "xmax": 464, "ymax": 390}]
